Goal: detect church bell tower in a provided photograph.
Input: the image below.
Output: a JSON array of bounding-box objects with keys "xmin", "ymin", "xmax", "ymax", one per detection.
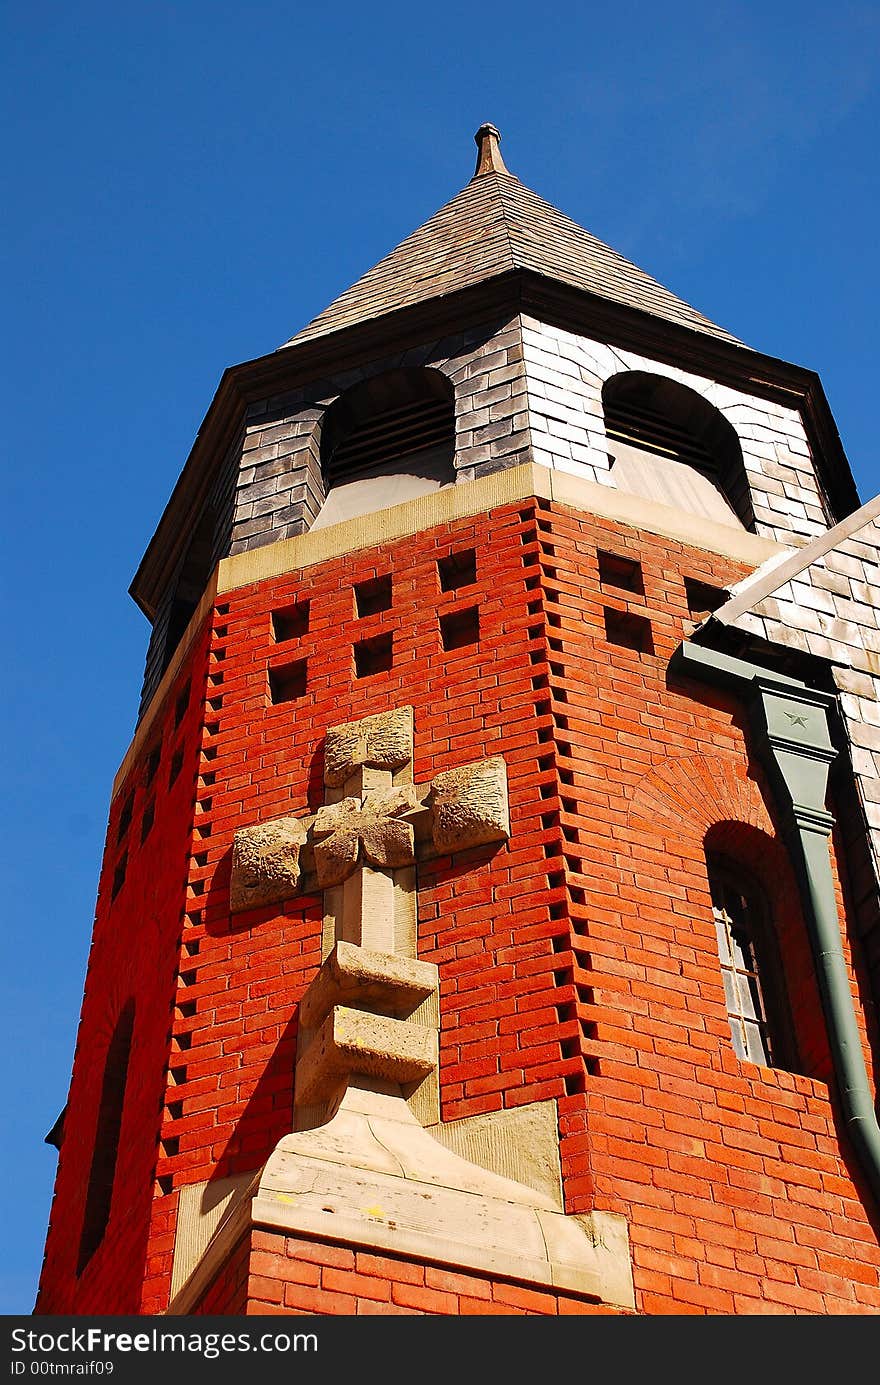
[{"xmin": 37, "ymin": 126, "xmax": 880, "ymax": 1316}]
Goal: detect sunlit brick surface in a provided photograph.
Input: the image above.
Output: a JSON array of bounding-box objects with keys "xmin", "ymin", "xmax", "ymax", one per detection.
[{"xmin": 38, "ymin": 499, "xmax": 880, "ymax": 1315}]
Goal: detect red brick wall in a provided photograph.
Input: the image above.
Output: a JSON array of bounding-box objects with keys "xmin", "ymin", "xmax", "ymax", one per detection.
[
  {"xmin": 192, "ymin": 1231, "xmax": 249, "ymax": 1315},
  {"xmin": 37, "ymin": 632, "xmax": 211, "ymax": 1313},
  {"xmin": 37, "ymin": 496, "xmax": 880, "ymax": 1315},
  {"xmin": 241, "ymin": 1231, "xmax": 619, "ymax": 1315},
  {"xmin": 535, "ymin": 499, "xmax": 880, "ymax": 1313}
]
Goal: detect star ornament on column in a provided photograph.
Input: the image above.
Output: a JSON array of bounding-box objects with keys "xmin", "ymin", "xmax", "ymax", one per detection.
[{"xmin": 784, "ymin": 710, "xmax": 810, "ymax": 728}]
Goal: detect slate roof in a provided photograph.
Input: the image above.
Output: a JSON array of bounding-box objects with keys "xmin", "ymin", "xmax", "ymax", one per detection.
[{"xmin": 284, "ymin": 131, "xmax": 741, "ymax": 348}]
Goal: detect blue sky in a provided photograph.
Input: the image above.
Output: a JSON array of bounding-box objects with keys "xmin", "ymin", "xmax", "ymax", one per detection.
[{"xmin": 2, "ymin": 1, "xmax": 878, "ymax": 1314}]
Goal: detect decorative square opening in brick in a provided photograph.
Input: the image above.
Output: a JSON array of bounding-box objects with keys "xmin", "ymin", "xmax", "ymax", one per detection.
[
  {"xmin": 354, "ymin": 574, "xmax": 393, "ymax": 618},
  {"xmin": 354, "ymin": 632, "xmax": 393, "ymax": 678},
  {"xmin": 116, "ymin": 791, "xmax": 134, "ymax": 844},
  {"xmin": 111, "ymin": 853, "xmax": 127, "ymax": 900},
  {"xmin": 440, "ymin": 605, "xmax": 480, "ymax": 652},
  {"xmin": 269, "ymin": 659, "xmax": 308, "ymax": 704},
  {"xmin": 438, "ymin": 548, "xmax": 477, "ymax": 592},
  {"xmin": 272, "ymin": 600, "xmax": 310, "ymax": 642},
  {"xmin": 174, "ymin": 682, "xmax": 191, "ymax": 728},
  {"xmin": 685, "ymin": 577, "xmax": 727, "ymax": 619},
  {"xmin": 169, "ymin": 749, "xmax": 184, "ymax": 787},
  {"xmin": 604, "ymin": 607, "xmax": 654, "ymax": 655},
  {"xmin": 145, "ymin": 744, "xmax": 161, "ymax": 785},
  {"xmin": 598, "ymin": 550, "xmax": 644, "ymax": 596},
  {"xmin": 140, "ymin": 801, "xmax": 155, "ymax": 843}
]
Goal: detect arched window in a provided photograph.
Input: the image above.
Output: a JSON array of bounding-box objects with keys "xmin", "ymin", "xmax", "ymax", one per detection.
[
  {"xmin": 313, "ymin": 368, "xmax": 455, "ymax": 530},
  {"xmin": 706, "ymin": 858, "xmax": 795, "ymax": 1069},
  {"xmin": 77, "ymin": 1000, "xmax": 135, "ymax": 1274},
  {"xmin": 602, "ymin": 372, "xmax": 753, "ymax": 530}
]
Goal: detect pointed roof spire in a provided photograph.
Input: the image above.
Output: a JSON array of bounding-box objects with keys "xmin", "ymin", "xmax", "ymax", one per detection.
[
  {"xmin": 283, "ymin": 126, "xmax": 741, "ymax": 348},
  {"xmin": 473, "ymin": 122, "xmax": 509, "ymax": 177}
]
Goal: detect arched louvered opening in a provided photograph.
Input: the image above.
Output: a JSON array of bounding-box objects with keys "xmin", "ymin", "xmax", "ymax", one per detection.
[
  {"xmin": 160, "ymin": 507, "xmax": 215, "ymax": 676},
  {"xmin": 602, "ymin": 372, "xmax": 754, "ymax": 530},
  {"xmin": 77, "ymin": 1000, "xmax": 135, "ymax": 1275},
  {"xmin": 313, "ymin": 369, "xmax": 455, "ymax": 530}
]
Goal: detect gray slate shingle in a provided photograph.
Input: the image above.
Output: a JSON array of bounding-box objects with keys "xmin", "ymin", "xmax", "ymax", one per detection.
[{"xmin": 283, "ymin": 171, "xmax": 741, "ymax": 349}]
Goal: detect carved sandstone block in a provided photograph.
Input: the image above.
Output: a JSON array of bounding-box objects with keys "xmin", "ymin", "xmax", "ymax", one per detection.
[
  {"xmin": 295, "ymin": 1005, "xmax": 438, "ymax": 1105},
  {"xmin": 324, "ymin": 705, "xmax": 414, "ymax": 787},
  {"xmin": 252, "ymin": 1088, "xmax": 635, "ymax": 1313},
  {"xmin": 230, "ymin": 815, "xmax": 308, "ymax": 914},
  {"xmin": 299, "ymin": 940, "xmax": 438, "ymax": 1031},
  {"xmin": 312, "ymin": 787, "xmax": 419, "ymax": 887},
  {"xmin": 429, "ymin": 756, "xmax": 510, "ymax": 853}
]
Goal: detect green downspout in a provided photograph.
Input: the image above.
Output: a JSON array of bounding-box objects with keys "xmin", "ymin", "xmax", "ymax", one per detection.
[{"xmin": 674, "ymin": 641, "xmax": 880, "ymax": 1210}]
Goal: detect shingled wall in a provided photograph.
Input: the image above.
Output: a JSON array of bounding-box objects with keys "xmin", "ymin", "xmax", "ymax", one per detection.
[
  {"xmin": 138, "ymin": 312, "xmax": 835, "ymax": 719},
  {"xmin": 713, "ymin": 496, "xmax": 880, "ymax": 1007},
  {"xmin": 520, "ymin": 316, "xmax": 832, "ymax": 545}
]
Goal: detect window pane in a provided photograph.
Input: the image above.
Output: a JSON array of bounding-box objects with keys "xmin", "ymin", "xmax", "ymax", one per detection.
[
  {"xmin": 708, "ymin": 861, "xmax": 780, "ymax": 1071},
  {"xmin": 743, "ymin": 1020, "xmax": 770, "ymax": 1066},
  {"xmin": 722, "ymin": 969, "xmax": 738, "ymax": 1014},
  {"xmin": 713, "ymin": 912, "xmax": 732, "ymax": 964},
  {"xmin": 729, "ymin": 1017, "xmax": 746, "ymax": 1059},
  {"xmin": 739, "ymin": 973, "xmax": 762, "ymax": 1022}
]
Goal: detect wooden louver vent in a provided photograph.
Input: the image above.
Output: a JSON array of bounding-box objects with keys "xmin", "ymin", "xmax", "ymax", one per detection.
[
  {"xmin": 326, "ymin": 396, "xmax": 454, "ymax": 487},
  {"xmin": 605, "ymin": 397, "xmax": 720, "ymax": 477}
]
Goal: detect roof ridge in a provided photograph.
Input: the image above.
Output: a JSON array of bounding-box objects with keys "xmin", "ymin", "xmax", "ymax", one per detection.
[{"xmin": 478, "ymin": 168, "xmax": 518, "ymax": 268}]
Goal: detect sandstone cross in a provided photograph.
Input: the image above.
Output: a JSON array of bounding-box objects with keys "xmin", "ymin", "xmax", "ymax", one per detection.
[
  {"xmin": 222, "ymin": 705, "xmax": 633, "ymax": 1312},
  {"xmin": 229, "ymin": 705, "xmax": 510, "ymax": 1127}
]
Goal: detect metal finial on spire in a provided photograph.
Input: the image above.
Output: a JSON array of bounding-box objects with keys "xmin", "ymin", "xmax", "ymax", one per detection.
[{"xmin": 473, "ymin": 123, "xmax": 508, "ymax": 176}]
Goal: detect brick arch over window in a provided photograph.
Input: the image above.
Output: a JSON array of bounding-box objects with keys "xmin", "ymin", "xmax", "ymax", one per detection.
[
  {"xmin": 312, "ymin": 367, "xmax": 456, "ymax": 530},
  {"xmin": 602, "ymin": 370, "xmax": 755, "ymax": 531},
  {"xmin": 626, "ymin": 753, "xmax": 767, "ymax": 840},
  {"xmin": 77, "ymin": 999, "xmax": 136, "ymax": 1275}
]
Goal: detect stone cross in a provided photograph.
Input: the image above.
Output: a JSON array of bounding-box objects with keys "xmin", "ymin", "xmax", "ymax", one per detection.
[
  {"xmin": 229, "ymin": 705, "xmax": 510, "ymax": 1128},
  {"xmin": 221, "ymin": 706, "xmax": 634, "ymax": 1313}
]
